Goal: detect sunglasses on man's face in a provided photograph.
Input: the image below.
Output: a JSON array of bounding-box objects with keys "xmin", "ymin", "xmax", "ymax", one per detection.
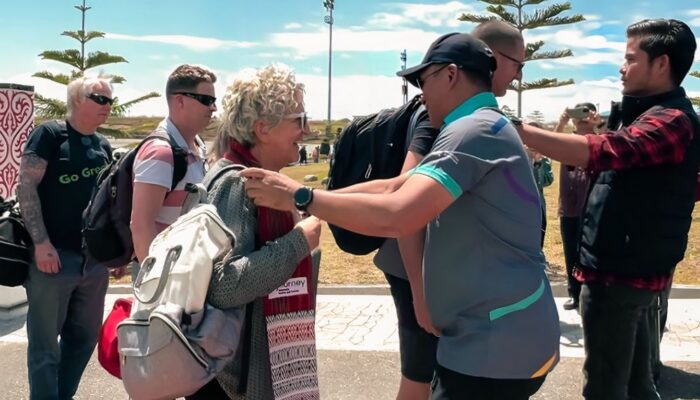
[
  {"xmin": 173, "ymin": 92, "xmax": 217, "ymax": 107},
  {"xmin": 285, "ymin": 112, "xmax": 308, "ymax": 131},
  {"xmin": 497, "ymin": 51, "xmax": 525, "ymax": 73},
  {"xmin": 415, "ymin": 64, "xmax": 450, "ymax": 91},
  {"xmin": 86, "ymin": 93, "xmax": 115, "ymax": 106}
]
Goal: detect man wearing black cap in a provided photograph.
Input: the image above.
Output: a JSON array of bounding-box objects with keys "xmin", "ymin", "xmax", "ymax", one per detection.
[
  {"xmin": 372, "ymin": 21, "xmax": 528, "ymax": 400},
  {"xmin": 515, "ymin": 19, "xmax": 699, "ymax": 399},
  {"xmin": 240, "ymin": 32, "xmax": 560, "ymax": 399}
]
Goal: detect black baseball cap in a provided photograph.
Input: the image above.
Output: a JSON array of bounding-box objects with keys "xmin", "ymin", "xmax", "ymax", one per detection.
[{"xmin": 397, "ymin": 32, "xmax": 497, "ymax": 87}]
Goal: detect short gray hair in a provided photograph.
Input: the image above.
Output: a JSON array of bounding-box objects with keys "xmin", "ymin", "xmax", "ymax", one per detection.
[
  {"xmin": 211, "ymin": 64, "xmax": 304, "ymax": 161},
  {"xmin": 472, "ymin": 20, "xmax": 523, "ymax": 53},
  {"xmin": 66, "ymin": 75, "xmax": 113, "ymax": 118}
]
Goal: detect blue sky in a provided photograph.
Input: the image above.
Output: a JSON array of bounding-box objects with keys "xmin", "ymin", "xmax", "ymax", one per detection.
[{"xmin": 2, "ymin": 0, "xmax": 700, "ymax": 121}]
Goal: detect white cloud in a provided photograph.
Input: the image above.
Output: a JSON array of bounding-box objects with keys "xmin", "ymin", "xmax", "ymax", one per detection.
[
  {"xmin": 687, "ymin": 9, "xmax": 700, "ymax": 16},
  {"xmin": 547, "ymin": 51, "xmax": 623, "ymax": 66},
  {"xmin": 526, "ymin": 29, "xmax": 625, "ymax": 52},
  {"xmin": 284, "ymin": 22, "xmax": 303, "ymax": 30},
  {"xmin": 367, "ymin": 1, "xmax": 476, "ymax": 29},
  {"xmin": 500, "ymin": 78, "xmax": 623, "ymax": 121},
  {"xmin": 104, "ymin": 33, "xmax": 257, "ymax": 51},
  {"xmin": 691, "ymin": 18, "xmax": 700, "ymax": 27},
  {"xmin": 269, "ymin": 28, "xmax": 439, "ymax": 57},
  {"xmin": 581, "ymin": 22, "xmax": 602, "ymax": 31},
  {"xmin": 297, "ymin": 73, "xmax": 418, "ymax": 120}
]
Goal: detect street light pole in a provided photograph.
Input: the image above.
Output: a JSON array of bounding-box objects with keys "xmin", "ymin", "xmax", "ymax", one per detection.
[
  {"xmin": 400, "ymin": 49, "xmax": 407, "ymax": 104},
  {"xmin": 323, "ymin": 0, "xmax": 335, "ymax": 136}
]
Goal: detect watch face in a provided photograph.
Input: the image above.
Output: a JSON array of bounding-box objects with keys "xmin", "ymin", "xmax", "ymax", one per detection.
[{"xmin": 294, "ymin": 187, "xmax": 312, "ymax": 206}]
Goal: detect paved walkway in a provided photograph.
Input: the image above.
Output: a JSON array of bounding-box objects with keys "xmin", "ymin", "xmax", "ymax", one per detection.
[{"xmin": 1, "ymin": 290, "xmax": 699, "ymax": 399}]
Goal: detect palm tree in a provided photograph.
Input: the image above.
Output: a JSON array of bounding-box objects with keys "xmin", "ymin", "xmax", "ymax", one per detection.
[
  {"xmin": 459, "ymin": 0, "xmax": 585, "ymax": 117},
  {"xmin": 33, "ymin": 0, "xmax": 159, "ymax": 120}
]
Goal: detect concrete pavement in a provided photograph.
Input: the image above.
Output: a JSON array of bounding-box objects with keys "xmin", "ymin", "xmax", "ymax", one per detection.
[{"xmin": 0, "ymin": 288, "xmax": 699, "ymax": 399}]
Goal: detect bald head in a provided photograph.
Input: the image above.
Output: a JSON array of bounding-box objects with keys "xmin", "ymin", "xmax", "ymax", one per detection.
[
  {"xmin": 472, "ymin": 21, "xmax": 525, "ymax": 96},
  {"xmin": 472, "ymin": 20, "xmax": 524, "ymax": 53}
]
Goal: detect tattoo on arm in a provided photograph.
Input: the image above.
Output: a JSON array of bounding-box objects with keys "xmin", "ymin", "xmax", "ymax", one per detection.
[{"xmin": 17, "ymin": 154, "xmax": 50, "ymax": 244}]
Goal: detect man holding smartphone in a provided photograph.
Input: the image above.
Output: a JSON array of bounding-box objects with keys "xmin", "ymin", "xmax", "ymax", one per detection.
[{"xmin": 514, "ymin": 19, "xmax": 699, "ymax": 399}]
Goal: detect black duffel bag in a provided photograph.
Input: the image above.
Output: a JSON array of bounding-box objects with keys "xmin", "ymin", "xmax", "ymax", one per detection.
[{"xmin": 0, "ymin": 197, "xmax": 31, "ymax": 286}]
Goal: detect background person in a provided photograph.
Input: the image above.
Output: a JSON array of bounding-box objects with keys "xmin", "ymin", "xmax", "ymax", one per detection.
[
  {"xmin": 555, "ymin": 103, "xmax": 600, "ymax": 311},
  {"xmin": 18, "ymin": 76, "xmax": 114, "ymax": 400}
]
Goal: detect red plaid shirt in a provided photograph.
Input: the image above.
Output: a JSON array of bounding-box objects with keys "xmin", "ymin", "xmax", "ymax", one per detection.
[{"xmin": 574, "ymin": 108, "xmax": 695, "ymax": 291}]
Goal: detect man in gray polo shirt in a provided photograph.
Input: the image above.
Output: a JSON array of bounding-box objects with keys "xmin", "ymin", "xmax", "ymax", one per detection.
[{"xmin": 241, "ymin": 33, "xmax": 560, "ymax": 399}]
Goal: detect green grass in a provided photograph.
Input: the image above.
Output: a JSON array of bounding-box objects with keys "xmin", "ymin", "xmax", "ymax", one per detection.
[{"xmin": 279, "ymin": 161, "xmax": 700, "ymax": 285}]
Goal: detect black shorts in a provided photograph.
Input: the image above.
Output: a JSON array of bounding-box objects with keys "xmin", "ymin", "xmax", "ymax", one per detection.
[
  {"xmin": 431, "ymin": 364, "xmax": 546, "ymax": 400},
  {"xmin": 385, "ymin": 273, "xmax": 438, "ymax": 383}
]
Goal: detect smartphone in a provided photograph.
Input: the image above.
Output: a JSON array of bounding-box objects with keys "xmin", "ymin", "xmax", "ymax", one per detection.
[{"xmin": 565, "ymin": 106, "xmax": 590, "ymax": 119}]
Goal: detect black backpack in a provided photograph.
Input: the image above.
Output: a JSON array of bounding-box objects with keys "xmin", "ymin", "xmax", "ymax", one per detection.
[
  {"xmin": 82, "ymin": 131, "xmax": 189, "ymax": 268},
  {"xmin": 326, "ymin": 95, "xmax": 426, "ymax": 255},
  {"xmin": 0, "ymin": 197, "xmax": 31, "ymax": 286}
]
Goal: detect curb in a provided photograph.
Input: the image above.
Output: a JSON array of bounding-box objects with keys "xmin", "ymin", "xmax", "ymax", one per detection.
[{"xmin": 107, "ymin": 282, "xmax": 700, "ymax": 298}]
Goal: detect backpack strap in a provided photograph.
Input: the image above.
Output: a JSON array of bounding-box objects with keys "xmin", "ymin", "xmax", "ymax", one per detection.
[
  {"xmin": 205, "ymin": 163, "xmax": 247, "ymax": 192},
  {"xmin": 54, "ymin": 120, "xmax": 69, "ymax": 137},
  {"xmin": 404, "ymin": 104, "xmax": 426, "ymax": 154},
  {"xmin": 145, "ymin": 128, "xmax": 189, "ymax": 192}
]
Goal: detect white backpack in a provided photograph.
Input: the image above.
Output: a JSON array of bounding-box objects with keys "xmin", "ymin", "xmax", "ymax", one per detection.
[
  {"xmin": 130, "ymin": 203, "xmax": 233, "ymax": 316},
  {"xmin": 118, "ymin": 167, "xmax": 245, "ymax": 399}
]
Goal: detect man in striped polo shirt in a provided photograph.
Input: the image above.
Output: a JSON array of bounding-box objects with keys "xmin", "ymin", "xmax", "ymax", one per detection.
[{"xmin": 130, "ymin": 65, "xmax": 217, "ymax": 265}]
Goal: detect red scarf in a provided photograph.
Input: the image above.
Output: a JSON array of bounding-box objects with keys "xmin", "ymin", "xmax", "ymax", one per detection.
[
  {"xmin": 223, "ymin": 141, "xmax": 315, "ymax": 313},
  {"xmin": 224, "ymin": 141, "xmax": 319, "ymax": 400}
]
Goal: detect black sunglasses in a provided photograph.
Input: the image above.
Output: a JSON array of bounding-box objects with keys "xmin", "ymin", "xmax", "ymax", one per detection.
[
  {"xmin": 497, "ymin": 51, "xmax": 525, "ymax": 72},
  {"xmin": 173, "ymin": 92, "xmax": 217, "ymax": 107},
  {"xmin": 415, "ymin": 64, "xmax": 450, "ymax": 90},
  {"xmin": 86, "ymin": 93, "xmax": 115, "ymax": 106}
]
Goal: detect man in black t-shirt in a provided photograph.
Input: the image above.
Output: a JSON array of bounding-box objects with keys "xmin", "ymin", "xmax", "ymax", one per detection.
[{"xmin": 18, "ymin": 76, "xmax": 113, "ymax": 400}]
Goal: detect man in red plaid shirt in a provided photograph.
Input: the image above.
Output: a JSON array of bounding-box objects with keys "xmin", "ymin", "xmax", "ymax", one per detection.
[{"xmin": 515, "ymin": 19, "xmax": 699, "ymax": 400}]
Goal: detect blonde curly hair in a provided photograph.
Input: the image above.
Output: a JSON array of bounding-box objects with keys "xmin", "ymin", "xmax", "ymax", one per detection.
[{"xmin": 210, "ymin": 64, "xmax": 304, "ymax": 161}]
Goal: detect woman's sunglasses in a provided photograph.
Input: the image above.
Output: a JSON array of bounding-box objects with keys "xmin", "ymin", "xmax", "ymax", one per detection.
[
  {"xmin": 285, "ymin": 112, "xmax": 309, "ymax": 131},
  {"xmin": 86, "ymin": 93, "xmax": 115, "ymax": 106},
  {"xmin": 173, "ymin": 92, "xmax": 217, "ymax": 107}
]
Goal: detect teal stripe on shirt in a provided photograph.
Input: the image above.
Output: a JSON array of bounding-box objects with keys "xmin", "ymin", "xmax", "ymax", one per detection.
[
  {"xmin": 413, "ymin": 165, "xmax": 463, "ymax": 199},
  {"xmin": 489, "ymin": 279, "xmax": 545, "ymax": 321},
  {"xmin": 442, "ymin": 92, "xmax": 499, "ymax": 129}
]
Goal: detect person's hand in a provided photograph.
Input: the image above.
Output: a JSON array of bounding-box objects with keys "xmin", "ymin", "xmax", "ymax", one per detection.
[
  {"xmin": 295, "ymin": 216, "xmax": 321, "ymax": 251},
  {"xmin": 34, "ymin": 241, "xmax": 61, "ymax": 274},
  {"xmin": 559, "ymin": 111, "xmax": 571, "ymax": 126},
  {"xmin": 110, "ymin": 266, "xmax": 128, "ymax": 279},
  {"xmin": 241, "ymin": 168, "xmax": 301, "ymax": 211},
  {"xmin": 412, "ymin": 289, "xmax": 440, "ymax": 337},
  {"xmin": 587, "ymin": 111, "xmax": 602, "ymax": 126}
]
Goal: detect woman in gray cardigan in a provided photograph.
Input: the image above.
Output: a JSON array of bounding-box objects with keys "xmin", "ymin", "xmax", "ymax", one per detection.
[{"xmin": 187, "ymin": 64, "xmax": 321, "ymax": 400}]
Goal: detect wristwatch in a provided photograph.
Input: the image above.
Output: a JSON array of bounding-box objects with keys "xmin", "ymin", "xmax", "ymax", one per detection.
[
  {"xmin": 509, "ymin": 116, "xmax": 523, "ymax": 126},
  {"xmin": 293, "ymin": 186, "xmax": 314, "ymax": 212}
]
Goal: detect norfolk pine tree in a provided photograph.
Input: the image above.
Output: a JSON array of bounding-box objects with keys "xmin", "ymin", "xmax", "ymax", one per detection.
[
  {"xmin": 459, "ymin": 0, "xmax": 585, "ymax": 117},
  {"xmin": 690, "ymin": 71, "xmax": 700, "ymax": 106},
  {"xmin": 33, "ymin": 0, "xmax": 159, "ymax": 120}
]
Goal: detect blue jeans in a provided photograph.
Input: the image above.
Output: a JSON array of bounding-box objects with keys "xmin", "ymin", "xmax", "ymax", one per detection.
[
  {"xmin": 25, "ymin": 249, "xmax": 109, "ymax": 400},
  {"xmin": 580, "ymin": 282, "xmax": 661, "ymax": 400}
]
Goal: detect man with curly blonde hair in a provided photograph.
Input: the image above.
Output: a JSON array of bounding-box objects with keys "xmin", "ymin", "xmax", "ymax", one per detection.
[{"xmin": 130, "ymin": 64, "xmax": 217, "ymax": 267}]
